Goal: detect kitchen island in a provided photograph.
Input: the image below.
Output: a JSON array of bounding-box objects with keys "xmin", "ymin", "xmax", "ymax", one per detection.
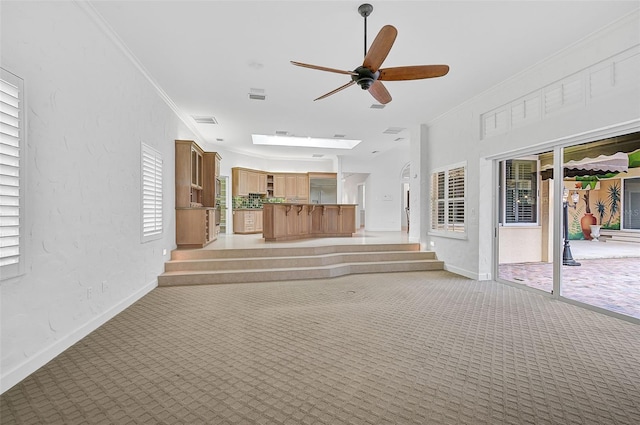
[{"xmin": 262, "ymin": 203, "xmax": 357, "ymax": 241}]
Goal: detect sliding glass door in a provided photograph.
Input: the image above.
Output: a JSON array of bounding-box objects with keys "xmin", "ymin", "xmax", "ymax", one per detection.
[
  {"xmin": 497, "ymin": 149, "xmax": 555, "ymax": 293},
  {"xmin": 496, "ymin": 133, "xmax": 640, "ymax": 321},
  {"xmin": 559, "ymin": 137, "xmax": 640, "ymax": 320}
]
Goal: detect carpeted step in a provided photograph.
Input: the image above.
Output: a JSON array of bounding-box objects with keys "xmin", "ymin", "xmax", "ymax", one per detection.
[
  {"xmin": 164, "ymin": 251, "xmax": 437, "ymax": 272},
  {"xmin": 158, "ymin": 259, "xmax": 445, "ymax": 286},
  {"xmin": 170, "ymin": 243, "xmax": 421, "ymax": 260}
]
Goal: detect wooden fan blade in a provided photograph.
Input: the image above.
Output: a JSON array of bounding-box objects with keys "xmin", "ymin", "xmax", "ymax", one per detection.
[
  {"xmin": 368, "ymin": 80, "xmax": 392, "ymax": 104},
  {"xmin": 378, "ymin": 65, "xmax": 450, "ymax": 81},
  {"xmin": 314, "ymin": 81, "xmax": 356, "ymax": 101},
  {"xmin": 362, "ymin": 25, "xmax": 397, "ymax": 72},
  {"xmin": 291, "ymin": 61, "xmax": 357, "ymax": 76}
]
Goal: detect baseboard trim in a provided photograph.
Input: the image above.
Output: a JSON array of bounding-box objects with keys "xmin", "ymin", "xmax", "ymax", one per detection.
[
  {"xmin": 444, "ymin": 264, "xmax": 481, "ymax": 280},
  {"xmin": 0, "ymin": 280, "xmax": 157, "ymax": 394}
]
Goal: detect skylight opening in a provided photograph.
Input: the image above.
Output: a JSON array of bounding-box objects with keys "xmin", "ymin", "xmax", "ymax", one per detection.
[{"xmin": 252, "ymin": 134, "xmax": 361, "ymax": 150}]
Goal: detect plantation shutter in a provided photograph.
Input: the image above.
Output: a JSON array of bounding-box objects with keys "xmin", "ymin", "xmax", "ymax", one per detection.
[
  {"xmin": 431, "ymin": 165, "xmax": 466, "ymax": 234},
  {"xmin": 141, "ymin": 143, "xmax": 163, "ymax": 241},
  {"xmin": 0, "ymin": 72, "xmax": 22, "ymax": 268},
  {"xmin": 504, "ymin": 160, "xmax": 537, "ymax": 224},
  {"xmin": 431, "ymin": 171, "xmax": 445, "ymax": 230},
  {"xmin": 447, "ymin": 166, "xmax": 465, "ymax": 232}
]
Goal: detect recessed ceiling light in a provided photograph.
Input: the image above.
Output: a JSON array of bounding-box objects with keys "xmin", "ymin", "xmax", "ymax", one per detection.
[
  {"xmin": 252, "ymin": 134, "xmax": 361, "ymax": 149},
  {"xmin": 192, "ymin": 116, "xmax": 218, "ymax": 124}
]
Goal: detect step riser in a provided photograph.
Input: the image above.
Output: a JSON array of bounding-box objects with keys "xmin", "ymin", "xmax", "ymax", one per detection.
[
  {"xmin": 158, "ymin": 261, "xmax": 444, "ymax": 286},
  {"xmin": 165, "ymin": 252, "xmax": 437, "ymax": 272},
  {"xmin": 171, "ymin": 243, "xmax": 421, "ymax": 260}
]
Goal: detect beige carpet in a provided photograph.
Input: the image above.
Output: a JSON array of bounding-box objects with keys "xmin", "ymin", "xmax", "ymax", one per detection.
[{"xmin": 1, "ymin": 270, "xmax": 639, "ymax": 424}]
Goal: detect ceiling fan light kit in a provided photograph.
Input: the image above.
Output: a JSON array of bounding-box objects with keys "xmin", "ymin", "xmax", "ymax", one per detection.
[{"xmin": 291, "ymin": 3, "xmax": 449, "ymax": 105}]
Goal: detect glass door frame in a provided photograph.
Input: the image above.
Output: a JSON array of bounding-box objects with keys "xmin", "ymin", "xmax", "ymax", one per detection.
[{"xmin": 489, "ymin": 120, "xmax": 640, "ymax": 322}]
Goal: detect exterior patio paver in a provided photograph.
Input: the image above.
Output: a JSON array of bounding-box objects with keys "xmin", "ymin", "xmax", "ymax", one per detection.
[{"xmin": 499, "ymin": 257, "xmax": 640, "ymax": 320}]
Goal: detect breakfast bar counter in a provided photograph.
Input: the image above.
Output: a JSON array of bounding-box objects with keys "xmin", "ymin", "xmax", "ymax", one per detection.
[{"xmin": 262, "ymin": 203, "xmax": 357, "ymax": 241}]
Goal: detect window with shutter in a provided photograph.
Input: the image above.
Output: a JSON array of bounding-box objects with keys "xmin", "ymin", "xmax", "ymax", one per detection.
[
  {"xmin": 501, "ymin": 159, "xmax": 538, "ymax": 224},
  {"xmin": 141, "ymin": 143, "xmax": 163, "ymax": 242},
  {"xmin": 1, "ymin": 68, "xmax": 24, "ymax": 279},
  {"xmin": 431, "ymin": 164, "xmax": 466, "ymax": 235}
]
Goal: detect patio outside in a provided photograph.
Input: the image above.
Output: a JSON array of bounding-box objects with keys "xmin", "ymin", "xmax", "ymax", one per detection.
[{"xmin": 499, "ymin": 239, "xmax": 640, "ymax": 320}]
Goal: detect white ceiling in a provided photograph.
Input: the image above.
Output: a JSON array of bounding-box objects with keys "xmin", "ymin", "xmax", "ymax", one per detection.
[{"xmin": 89, "ymin": 0, "xmax": 639, "ymax": 161}]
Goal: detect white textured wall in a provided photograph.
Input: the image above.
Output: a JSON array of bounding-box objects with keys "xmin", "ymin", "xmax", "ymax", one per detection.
[
  {"xmin": 341, "ymin": 143, "xmax": 410, "ymax": 231},
  {"xmin": 0, "ymin": 1, "xmax": 198, "ymax": 392},
  {"xmin": 421, "ymin": 9, "xmax": 640, "ymax": 280}
]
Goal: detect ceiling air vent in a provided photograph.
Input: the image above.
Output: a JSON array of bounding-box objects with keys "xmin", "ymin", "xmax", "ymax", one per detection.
[
  {"xmin": 312, "ymin": 154, "xmax": 324, "ymax": 158},
  {"xmin": 370, "ymin": 104, "xmax": 385, "ymax": 109},
  {"xmin": 394, "ymin": 137, "xmax": 405, "ymax": 142},
  {"xmin": 192, "ymin": 116, "xmax": 218, "ymax": 125},
  {"xmin": 275, "ymin": 130, "xmax": 290, "ymax": 136},
  {"xmin": 249, "ymin": 88, "xmax": 266, "ymax": 101},
  {"xmin": 216, "ymin": 138, "xmax": 224, "ymax": 142},
  {"xmin": 333, "ymin": 134, "xmax": 346, "ymax": 138},
  {"xmin": 383, "ymin": 127, "xmax": 405, "ymax": 134}
]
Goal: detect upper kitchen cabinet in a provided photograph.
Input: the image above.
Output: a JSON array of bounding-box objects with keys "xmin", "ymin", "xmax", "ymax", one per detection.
[
  {"xmin": 203, "ymin": 151, "xmax": 222, "ymax": 207},
  {"xmin": 232, "ymin": 167, "xmax": 268, "ymax": 196},
  {"xmin": 176, "ymin": 140, "xmax": 204, "ymax": 207}
]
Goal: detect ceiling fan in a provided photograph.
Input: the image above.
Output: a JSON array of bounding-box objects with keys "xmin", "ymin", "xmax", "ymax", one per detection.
[{"xmin": 291, "ymin": 3, "xmax": 449, "ymax": 105}]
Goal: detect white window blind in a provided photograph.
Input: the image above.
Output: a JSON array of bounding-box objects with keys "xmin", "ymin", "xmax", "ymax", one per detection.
[
  {"xmin": 141, "ymin": 143, "xmax": 163, "ymax": 242},
  {"xmin": 431, "ymin": 164, "xmax": 466, "ymax": 234},
  {"xmin": 1, "ymin": 69, "xmax": 23, "ymax": 275},
  {"xmin": 431, "ymin": 171, "xmax": 445, "ymax": 230},
  {"xmin": 502, "ymin": 159, "xmax": 538, "ymax": 224}
]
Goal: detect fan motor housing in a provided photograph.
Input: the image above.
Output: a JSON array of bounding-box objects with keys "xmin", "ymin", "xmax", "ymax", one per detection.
[{"xmin": 352, "ymin": 66, "xmax": 379, "ymax": 90}]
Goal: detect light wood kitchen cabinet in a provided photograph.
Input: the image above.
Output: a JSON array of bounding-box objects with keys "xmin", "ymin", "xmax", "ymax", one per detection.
[
  {"xmin": 297, "ymin": 174, "xmax": 309, "ymax": 200},
  {"xmin": 247, "ymin": 172, "xmax": 259, "ymax": 195},
  {"xmin": 262, "ymin": 203, "xmax": 356, "ymax": 241},
  {"xmin": 232, "ymin": 167, "xmax": 268, "ymax": 196},
  {"xmin": 273, "ymin": 174, "xmax": 286, "ymax": 198},
  {"xmin": 282, "ymin": 173, "xmax": 309, "ymax": 201},
  {"xmin": 232, "ymin": 168, "xmax": 249, "ymax": 196},
  {"xmin": 203, "ymin": 152, "xmax": 221, "ymax": 208},
  {"xmin": 233, "ymin": 210, "xmax": 263, "ymax": 234},
  {"xmin": 285, "ymin": 175, "xmax": 297, "ymax": 199},
  {"xmin": 258, "ymin": 173, "xmax": 267, "ymax": 194},
  {"xmin": 175, "ymin": 140, "xmax": 221, "ymax": 248},
  {"xmin": 176, "ymin": 208, "xmax": 217, "ymax": 248},
  {"xmin": 176, "ymin": 140, "xmax": 204, "ymax": 207}
]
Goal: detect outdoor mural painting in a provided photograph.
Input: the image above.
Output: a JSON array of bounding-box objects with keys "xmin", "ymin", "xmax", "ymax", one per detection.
[{"xmin": 565, "ymin": 148, "xmax": 640, "ymax": 240}]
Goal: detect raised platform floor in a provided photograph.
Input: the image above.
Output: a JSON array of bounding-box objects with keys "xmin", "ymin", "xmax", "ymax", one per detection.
[{"xmin": 159, "ymin": 230, "xmax": 444, "ymax": 286}]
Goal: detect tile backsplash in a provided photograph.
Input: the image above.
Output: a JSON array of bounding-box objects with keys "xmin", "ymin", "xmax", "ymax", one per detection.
[{"xmin": 233, "ymin": 194, "xmax": 286, "ymax": 209}]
